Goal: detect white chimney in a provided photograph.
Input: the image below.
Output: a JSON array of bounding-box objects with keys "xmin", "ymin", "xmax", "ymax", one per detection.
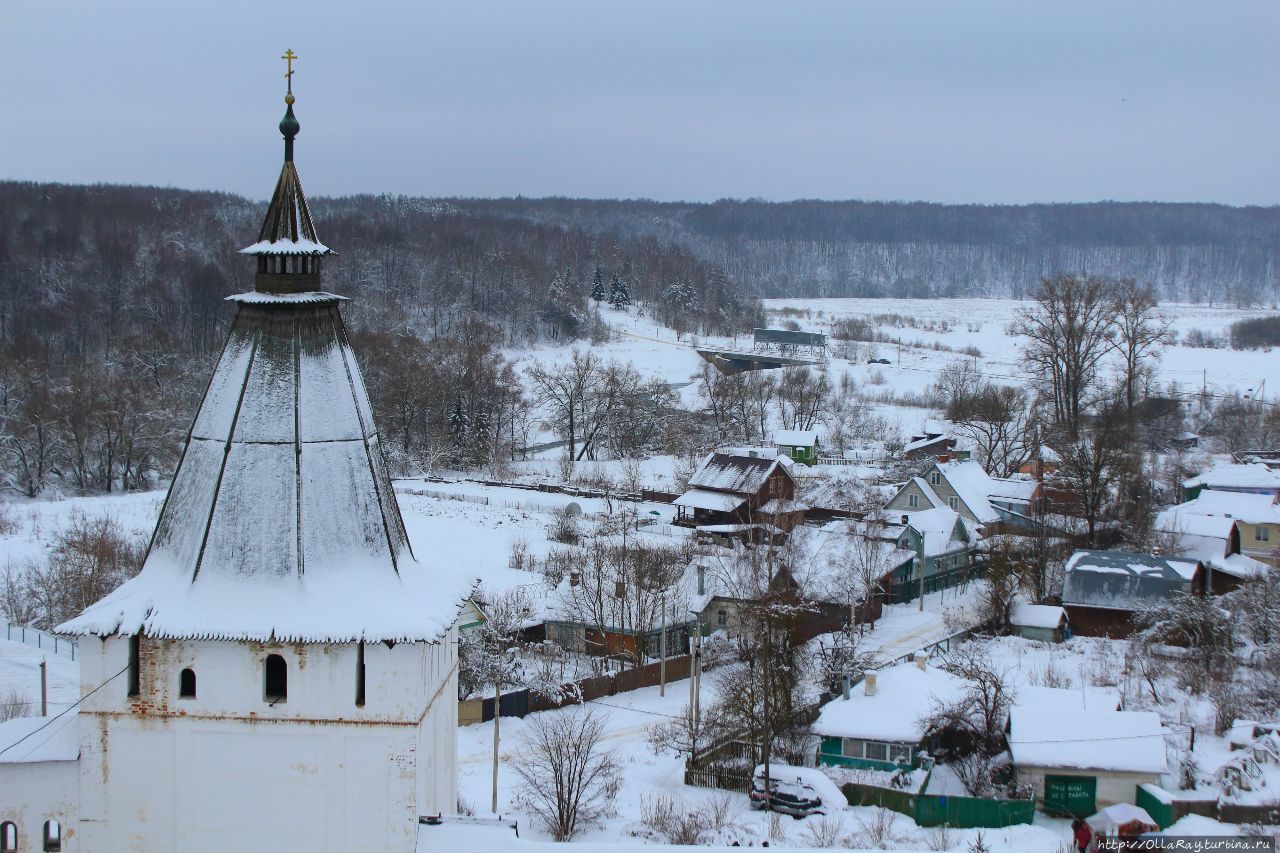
[
  {"xmin": 863, "ymin": 670, "xmax": 878, "ymax": 697},
  {"xmin": 915, "ymin": 651, "xmax": 927, "ymax": 671}
]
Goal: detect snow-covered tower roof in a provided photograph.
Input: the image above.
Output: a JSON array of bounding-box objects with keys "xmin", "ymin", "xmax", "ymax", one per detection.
[{"xmin": 59, "ymin": 64, "xmax": 470, "ymax": 644}]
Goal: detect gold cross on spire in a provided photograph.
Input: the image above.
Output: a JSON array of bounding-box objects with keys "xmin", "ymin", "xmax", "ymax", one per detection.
[{"xmin": 282, "ymin": 49, "xmax": 298, "ymax": 94}]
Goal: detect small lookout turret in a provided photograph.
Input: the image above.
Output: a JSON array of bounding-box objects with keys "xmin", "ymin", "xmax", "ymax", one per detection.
[{"xmin": 238, "ymin": 49, "xmax": 333, "ymax": 294}]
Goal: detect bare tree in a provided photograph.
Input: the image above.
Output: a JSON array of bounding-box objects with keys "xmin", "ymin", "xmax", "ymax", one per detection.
[
  {"xmin": 921, "ymin": 647, "xmax": 1013, "ymax": 774},
  {"xmin": 775, "ymin": 366, "xmax": 832, "ymax": 431},
  {"xmin": 512, "ymin": 706, "xmax": 621, "ymax": 841},
  {"xmin": 1109, "ymin": 279, "xmax": 1172, "ymax": 414},
  {"xmin": 1047, "ymin": 404, "xmax": 1136, "ymax": 547},
  {"xmin": 526, "ymin": 350, "xmax": 602, "ymax": 465},
  {"xmin": 1012, "ymin": 274, "xmax": 1116, "ymax": 441},
  {"xmin": 953, "ymin": 384, "xmax": 1037, "ymax": 478}
]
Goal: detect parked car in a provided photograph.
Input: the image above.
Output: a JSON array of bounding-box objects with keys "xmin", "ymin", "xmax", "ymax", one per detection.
[
  {"xmin": 748, "ymin": 764, "xmax": 845, "ymax": 818},
  {"xmin": 867, "ymin": 358, "xmax": 891, "ymax": 365}
]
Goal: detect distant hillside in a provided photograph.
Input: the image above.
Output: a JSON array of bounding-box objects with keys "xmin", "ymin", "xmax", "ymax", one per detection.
[{"xmin": 451, "ymin": 198, "xmax": 1280, "ymax": 304}]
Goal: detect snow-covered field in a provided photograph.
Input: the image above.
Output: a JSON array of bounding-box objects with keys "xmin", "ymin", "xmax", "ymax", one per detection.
[{"xmin": 510, "ymin": 298, "xmax": 1280, "ymax": 443}]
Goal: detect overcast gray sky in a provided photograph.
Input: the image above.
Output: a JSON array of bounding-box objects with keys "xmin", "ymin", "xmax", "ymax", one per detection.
[{"xmin": 1, "ymin": 1, "xmax": 1276, "ymax": 204}]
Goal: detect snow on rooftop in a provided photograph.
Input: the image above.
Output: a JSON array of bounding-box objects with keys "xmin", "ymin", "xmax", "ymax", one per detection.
[
  {"xmin": 238, "ymin": 237, "xmax": 333, "ymax": 256},
  {"xmin": 1008, "ymin": 707, "xmax": 1168, "ymax": 774},
  {"xmin": 1063, "ymin": 550, "xmax": 1201, "ymax": 611},
  {"xmin": 774, "ymin": 429, "xmax": 818, "ymax": 447},
  {"xmin": 1183, "ymin": 463, "xmax": 1280, "ymax": 492},
  {"xmin": 687, "ymin": 452, "xmax": 789, "ymax": 495},
  {"xmin": 1177, "ymin": 489, "xmax": 1280, "ymax": 524},
  {"xmin": 812, "ymin": 662, "xmax": 970, "ymax": 743},
  {"xmin": 1008, "ymin": 601, "xmax": 1065, "ymax": 630},
  {"xmin": 672, "ymin": 489, "xmax": 746, "ymax": 512},
  {"xmin": 57, "ymin": 296, "xmax": 474, "ymax": 644},
  {"xmin": 0, "ymin": 712, "xmax": 80, "ymax": 764},
  {"xmin": 1013, "ymin": 684, "xmax": 1120, "ymax": 712},
  {"xmin": 226, "ymin": 291, "xmax": 348, "ymax": 305}
]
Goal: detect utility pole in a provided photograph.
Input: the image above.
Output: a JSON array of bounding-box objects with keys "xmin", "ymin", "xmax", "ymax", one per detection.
[
  {"xmin": 491, "ymin": 679, "xmax": 501, "ymax": 815},
  {"xmin": 40, "ymin": 659, "xmax": 48, "ymax": 717},
  {"xmin": 659, "ymin": 594, "xmax": 667, "ymax": 698},
  {"xmin": 918, "ymin": 557, "xmax": 925, "ymax": 612}
]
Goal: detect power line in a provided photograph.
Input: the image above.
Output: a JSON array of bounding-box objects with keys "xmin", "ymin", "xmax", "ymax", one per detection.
[{"xmin": 0, "ymin": 663, "xmax": 129, "ymax": 759}]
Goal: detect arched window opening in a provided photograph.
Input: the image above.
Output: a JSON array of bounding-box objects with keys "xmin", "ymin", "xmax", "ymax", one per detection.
[
  {"xmin": 179, "ymin": 668, "xmax": 196, "ymax": 699},
  {"xmin": 1, "ymin": 821, "xmax": 17, "ymax": 852},
  {"xmin": 42, "ymin": 819, "xmax": 61, "ymax": 853},
  {"xmin": 264, "ymin": 654, "xmax": 287, "ymax": 703},
  {"xmin": 355, "ymin": 642, "xmax": 366, "ymax": 707}
]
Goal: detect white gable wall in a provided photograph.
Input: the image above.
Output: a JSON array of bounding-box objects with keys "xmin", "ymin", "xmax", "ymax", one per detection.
[
  {"xmin": 75, "ymin": 630, "xmax": 457, "ymax": 853},
  {"xmin": 0, "ymin": 761, "xmax": 78, "ymax": 852}
]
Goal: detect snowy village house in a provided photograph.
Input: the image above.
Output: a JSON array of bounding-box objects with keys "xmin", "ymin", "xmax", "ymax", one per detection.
[
  {"xmin": 886, "ymin": 459, "xmax": 1039, "ymax": 535},
  {"xmin": 812, "ymin": 656, "xmax": 970, "ymax": 771},
  {"xmin": 0, "ymin": 66, "xmax": 470, "ymax": 853},
  {"xmin": 1161, "ymin": 488, "xmax": 1280, "ymax": 571},
  {"xmin": 1060, "ymin": 550, "xmax": 1206, "ymax": 639},
  {"xmin": 673, "ymin": 451, "xmax": 805, "ymax": 542}
]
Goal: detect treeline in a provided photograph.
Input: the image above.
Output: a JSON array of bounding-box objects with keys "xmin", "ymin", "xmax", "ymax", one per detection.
[
  {"xmin": 451, "ymin": 197, "xmax": 1280, "ymax": 304},
  {"xmin": 0, "ymin": 181, "xmax": 760, "ymax": 496}
]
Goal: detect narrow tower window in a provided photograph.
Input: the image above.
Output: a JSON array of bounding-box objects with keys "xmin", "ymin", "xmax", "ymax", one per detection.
[
  {"xmin": 355, "ymin": 642, "xmax": 366, "ymax": 707},
  {"xmin": 179, "ymin": 668, "xmax": 197, "ymax": 699},
  {"xmin": 264, "ymin": 654, "xmax": 287, "ymax": 703},
  {"xmin": 127, "ymin": 634, "xmax": 141, "ymax": 697},
  {"xmin": 42, "ymin": 820, "xmax": 61, "ymax": 853},
  {"xmin": 1, "ymin": 821, "xmax": 17, "ymax": 852}
]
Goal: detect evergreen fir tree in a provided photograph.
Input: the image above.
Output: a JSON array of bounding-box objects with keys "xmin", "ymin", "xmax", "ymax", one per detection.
[
  {"xmin": 590, "ymin": 266, "xmax": 606, "ymax": 302},
  {"xmin": 470, "ymin": 406, "xmax": 492, "ymax": 467},
  {"xmin": 448, "ymin": 398, "xmax": 469, "ymax": 448},
  {"xmin": 609, "ymin": 273, "xmax": 631, "ymax": 309}
]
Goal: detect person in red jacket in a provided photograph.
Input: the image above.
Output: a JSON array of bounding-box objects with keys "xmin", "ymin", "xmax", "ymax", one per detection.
[{"xmin": 1072, "ymin": 818, "xmax": 1093, "ymax": 853}]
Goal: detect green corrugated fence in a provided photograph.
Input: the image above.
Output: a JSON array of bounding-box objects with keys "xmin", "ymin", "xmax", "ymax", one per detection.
[{"xmin": 839, "ymin": 781, "xmax": 1035, "ymax": 830}]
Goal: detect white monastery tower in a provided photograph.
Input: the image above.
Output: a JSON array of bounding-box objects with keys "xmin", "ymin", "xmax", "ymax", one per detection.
[{"xmin": 0, "ymin": 56, "xmax": 469, "ymax": 853}]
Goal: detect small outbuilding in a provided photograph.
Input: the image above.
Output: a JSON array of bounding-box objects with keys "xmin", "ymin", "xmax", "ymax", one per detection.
[
  {"xmin": 1060, "ymin": 550, "xmax": 1204, "ymax": 639},
  {"xmin": 774, "ymin": 429, "xmax": 820, "ymax": 465},
  {"xmin": 1009, "ymin": 707, "xmax": 1168, "ymax": 816},
  {"xmin": 1009, "ymin": 599, "xmax": 1067, "ymax": 643}
]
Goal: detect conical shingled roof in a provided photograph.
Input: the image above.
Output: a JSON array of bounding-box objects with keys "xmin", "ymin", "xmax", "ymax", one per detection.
[
  {"xmin": 238, "ymin": 159, "xmax": 331, "ymax": 256},
  {"xmin": 58, "ymin": 85, "xmax": 470, "ymax": 644}
]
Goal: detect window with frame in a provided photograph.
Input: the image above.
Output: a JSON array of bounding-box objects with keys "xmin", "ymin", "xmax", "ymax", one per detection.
[
  {"xmin": 842, "ymin": 738, "xmax": 864, "ymax": 758},
  {"xmin": 0, "ymin": 821, "xmax": 16, "ymax": 853},
  {"xmin": 948, "ymin": 496, "xmax": 959, "ymax": 510},
  {"xmin": 929, "ymin": 471, "xmax": 941, "ymax": 486},
  {"xmin": 716, "ymin": 610, "xmax": 728, "ymax": 627},
  {"xmin": 908, "ymin": 493, "xmax": 919, "ymax": 509},
  {"xmin": 889, "ymin": 744, "xmax": 912, "ymax": 763},
  {"xmin": 863, "ymin": 741, "xmax": 889, "ymax": 762},
  {"xmin": 1258, "ymin": 526, "xmax": 1271, "ymax": 543}
]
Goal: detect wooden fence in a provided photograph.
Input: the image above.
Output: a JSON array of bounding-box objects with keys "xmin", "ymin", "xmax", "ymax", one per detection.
[{"xmin": 460, "ymin": 654, "xmax": 695, "ymax": 724}]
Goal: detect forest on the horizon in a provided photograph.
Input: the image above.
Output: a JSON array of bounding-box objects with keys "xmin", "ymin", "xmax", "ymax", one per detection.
[{"xmin": 2, "ymin": 179, "xmax": 1278, "ymax": 500}]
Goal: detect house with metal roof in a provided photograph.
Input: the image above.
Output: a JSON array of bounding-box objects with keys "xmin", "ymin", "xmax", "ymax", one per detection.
[
  {"xmin": 1061, "ymin": 550, "xmax": 1205, "ymax": 638},
  {"xmin": 1182, "ymin": 462, "xmax": 1280, "ymax": 501},
  {"xmin": 886, "ymin": 459, "xmax": 1039, "ymax": 533}
]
